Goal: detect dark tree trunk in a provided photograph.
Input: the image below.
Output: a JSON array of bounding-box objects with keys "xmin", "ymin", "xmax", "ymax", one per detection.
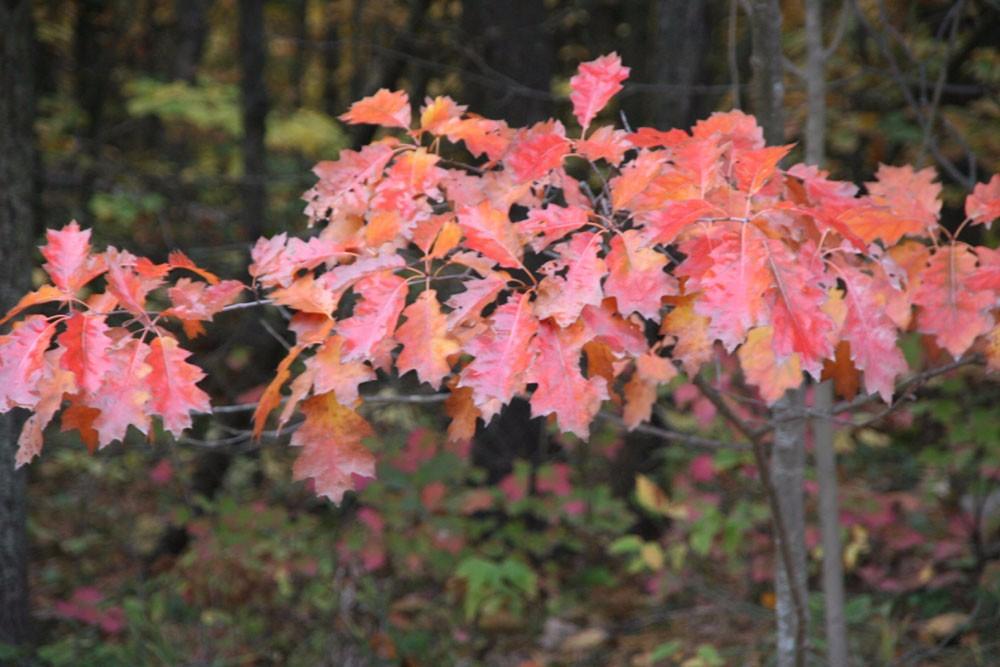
[
  {"xmin": 749, "ymin": 0, "xmax": 785, "ymax": 145},
  {"xmin": 0, "ymin": 0, "xmax": 37, "ymax": 655},
  {"xmin": 73, "ymin": 0, "xmax": 111, "ymax": 227},
  {"xmin": 289, "ymin": 0, "xmax": 309, "ymax": 107},
  {"xmin": 174, "ymin": 0, "xmax": 212, "ymax": 82},
  {"xmin": 239, "ymin": 0, "xmax": 268, "ymax": 241},
  {"xmin": 321, "ymin": 5, "xmax": 341, "ymax": 117},
  {"xmin": 647, "ymin": 0, "xmax": 708, "ymax": 130},
  {"xmin": 460, "ymin": 0, "xmax": 553, "ymax": 127}
]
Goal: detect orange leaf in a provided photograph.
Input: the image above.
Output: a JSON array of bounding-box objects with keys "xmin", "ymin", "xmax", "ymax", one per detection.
[
  {"xmin": 339, "ymin": 89, "xmax": 411, "ymax": 129},
  {"xmin": 1, "ymin": 285, "xmax": 65, "ymax": 325},
  {"xmin": 444, "ymin": 384, "xmax": 479, "ymax": 443},
  {"xmin": 253, "ymin": 346, "xmax": 303, "ymax": 438},
  {"xmin": 821, "ymin": 341, "xmax": 860, "ymax": 401},
  {"xmin": 307, "ymin": 335, "xmax": 374, "ymax": 405},
  {"xmin": 167, "ymin": 249, "xmax": 220, "ymax": 284},
  {"xmin": 291, "ymin": 392, "xmax": 375, "ymax": 503},
  {"xmin": 738, "ymin": 326, "xmax": 802, "ymax": 404},
  {"xmin": 456, "ymin": 201, "xmax": 523, "ymax": 269},
  {"xmin": 395, "ymin": 290, "xmax": 459, "ymax": 388}
]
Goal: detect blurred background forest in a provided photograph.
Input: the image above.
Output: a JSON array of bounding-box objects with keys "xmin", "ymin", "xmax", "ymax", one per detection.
[{"xmin": 3, "ymin": 0, "xmax": 1000, "ymax": 665}]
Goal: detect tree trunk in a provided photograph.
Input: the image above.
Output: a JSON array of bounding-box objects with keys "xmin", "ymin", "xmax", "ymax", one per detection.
[
  {"xmin": 749, "ymin": 4, "xmax": 807, "ymax": 665},
  {"xmin": 460, "ymin": 0, "xmax": 553, "ymax": 127},
  {"xmin": 289, "ymin": 0, "xmax": 309, "ymax": 108},
  {"xmin": 239, "ymin": 0, "xmax": 268, "ymax": 241},
  {"xmin": 804, "ymin": 0, "xmax": 849, "ymax": 663},
  {"xmin": 771, "ymin": 390, "xmax": 809, "ymax": 667},
  {"xmin": 174, "ymin": 0, "xmax": 211, "ymax": 83},
  {"xmin": 647, "ymin": 0, "xmax": 708, "ymax": 130},
  {"xmin": 749, "ymin": 0, "xmax": 785, "ymax": 145},
  {"xmin": 0, "ymin": 0, "xmax": 37, "ymax": 655}
]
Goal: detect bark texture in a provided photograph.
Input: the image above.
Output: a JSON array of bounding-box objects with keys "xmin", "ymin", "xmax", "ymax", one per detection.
[
  {"xmin": 749, "ymin": 0, "xmax": 785, "ymax": 144},
  {"xmin": 239, "ymin": 0, "xmax": 268, "ymax": 240},
  {"xmin": 771, "ymin": 390, "xmax": 809, "ymax": 667},
  {"xmin": 804, "ymin": 1, "xmax": 849, "ymax": 664},
  {"xmin": 0, "ymin": 0, "xmax": 37, "ymax": 653}
]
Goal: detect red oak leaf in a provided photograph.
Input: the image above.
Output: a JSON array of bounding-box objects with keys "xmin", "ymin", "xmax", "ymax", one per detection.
[
  {"xmin": 167, "ymin": 250, "xmax": 220, "ymax": 284},
  {"xmin": 610, "ymin": 150, "xmax": 666, "ymax": 210},
  {"xmin": 291, "ymin": 392, "xmax": 375, "ymax": 503},
  {"xmin": 308, "ymin": 335, "xmax": 375, "ymax": 405},
  {"xmin": 419, "ymin": 95, "xmax": 467, "ymax": 134},
  {"xmin": 166, "ymin": 279, "xmax": 244, "ymax": 321},
  {"xmin": 763, "ymin": 239, "xmax": 834, "ymax": 378},
  {"xmin": 569, "ymin": 52, "xmax": 630, "ymax": 131},
  {"xmin": 84, "ymin": 339, "xmax": 153, "ymax": 445},
  {"xmin": 395, "ymin": 290, "xmax": 459, "ymax": 388},
  {"xmin": 339, "ymin": 88, "xmax": 410, "ymax": 129},
  {"xmin": 966, "ymin": 174, "xmax": 1000, "ymax": 227},
  {"xmin": 446, "ymin": 272, "xmax": 508, "ymax": 330},
  {"xmin": 304, "ymin": 143, "xmax": 396, "ymax": 224},
  {"xmin": 516, "ymin": 205, "xmax": 590, "ymax": 252},
  {"xmin": 580, "ymin": 301, "xmax": 648, "ymax": 356},
  {"xmin": 57, "ymin": 312, "xmax": 112, "ymax": 394},
  {"xmin": 641, "ymin": 199, "xmax": 718, "ymax": 245},
  {"xmin": 866, "ymin": 164, "xmax": 941, "ymax": 231},
  {"xmin": 684, "ymin": 226, "xmax": 771, "ymax": 352},
  {"xmin": 253, "ymin": 346, "xmax": 303, "ymax": 438},
  {"xmin": 528, "ymin": 321, "xmax": 608, "ymax": 439},
  {"xmin": 837, "ymin": 205, "xmax": 925, "ymax": 246},
  {"xmin": 733, "ymin": 144, "xmax": 792, "ymax": 195},
  {"xmin": 575, "ymin": 125, "xmax": 631, "ymax": 165},
  {"xmin": 0, "ymin": 315, "xmax": 58, "ymax": 410},
  {"xmin": 459, "ymin": 292, "xmax": 538, "ymax": 420},
  {"xmin": 605, "ymin": 230, "xmax": 676, "ymax": 319},
  {"xmin": 837, "ymin": 265, "xmax": 908, "ymax": 401},
  {"xmin": 40, "ymin": 221, "xmax": 106, "ymax": 293},
  {"xmin": 913, "ymin": 244, "xmax": 995, "ymax": 357},
  {"xmin": 337, "ymin": 271, "xmax": 407, "ymax": 362},
  {"xmin": 104, "ymin": 248, "xmax": 162, "ymax": 316},
  {"xmin": 16, "ymin": 349, "xmax": 77, "ymax": 467},
  {"xmin": 147, "ymin": 336, "xmax": 211, "ymax": 437},
  {"xmin": 457, "ymin": 201, "xmax": 523, "ymax": 269},
  {"xmin": 270, "ymin": 275, "xmax": 338, "ymax": 315},
  {"xmin": 534, "ymin": 232, "xmax": 606, "ymax": 327},
  {"xmin": 504, "ymin": 121, "xmax": 570, "ymax": 182}
]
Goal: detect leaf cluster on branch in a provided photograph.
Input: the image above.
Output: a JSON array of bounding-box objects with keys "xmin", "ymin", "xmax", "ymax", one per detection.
[{"xmin": 2, "ymin": 54, "xmax": 999, "ymax": 502}]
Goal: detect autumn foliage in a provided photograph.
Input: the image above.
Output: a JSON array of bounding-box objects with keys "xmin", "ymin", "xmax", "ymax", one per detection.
[{"xmin": 2, "ymin": 54, "xmax": 999, "ymax": 502}]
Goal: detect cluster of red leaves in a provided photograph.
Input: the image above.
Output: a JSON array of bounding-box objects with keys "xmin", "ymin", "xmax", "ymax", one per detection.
[
  {"xmin": 3, "ymin": 53, "xmax": 999, "ymax": 503},
  {"xmin": 0, "ymin": 224, "xmax": 243, "ymax": 465}
]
